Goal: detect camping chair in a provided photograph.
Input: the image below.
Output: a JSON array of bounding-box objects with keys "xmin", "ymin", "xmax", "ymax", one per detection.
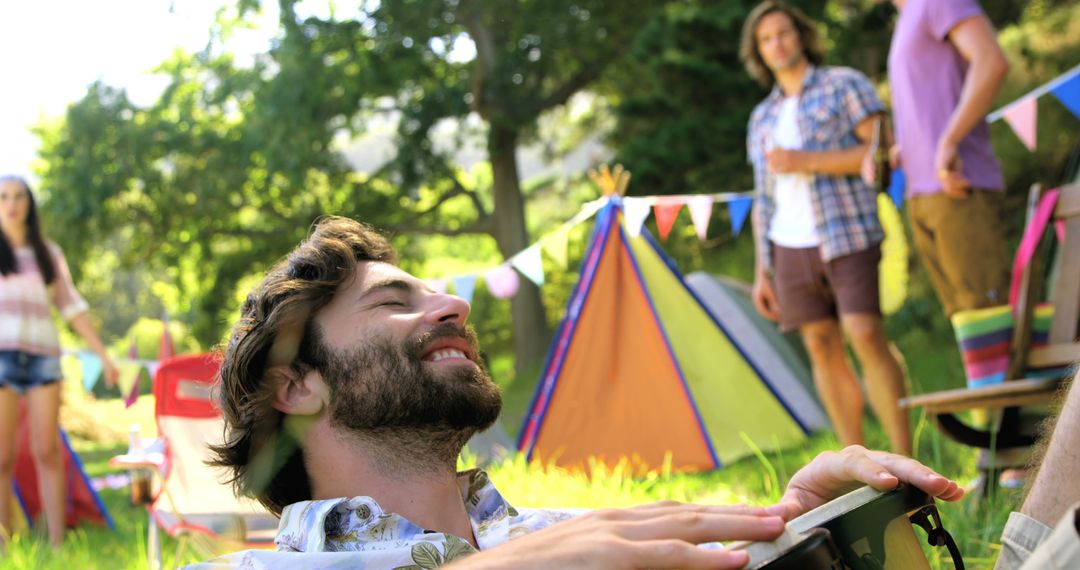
[
  {"xmin": 901, "ymin": 182, "xmax": 1080, "ymax": 489},
  {"xmin": 110, "ymin": 354, "xmax": 277, "ymax": 569}
]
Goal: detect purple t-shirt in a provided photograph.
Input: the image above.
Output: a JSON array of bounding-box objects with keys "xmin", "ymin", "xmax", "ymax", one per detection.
[{"xmin": 888, "ymin": 0, "xmax": 1005, "ymax": 194}]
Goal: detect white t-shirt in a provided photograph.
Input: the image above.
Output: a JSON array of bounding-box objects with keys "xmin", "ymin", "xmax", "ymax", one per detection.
[{"xmin": 767, "ymin": 96, "xmax": 820, "ymax": 248}]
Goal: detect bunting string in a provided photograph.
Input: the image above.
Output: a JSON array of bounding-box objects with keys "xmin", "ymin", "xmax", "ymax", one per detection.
[
  {"xmin": 985, "ymin": 63, "xmax": 1080, "ymax": 152},
  {"xmin": 428, "ymin": 190, "xmax": 755, "ymax": 303}
]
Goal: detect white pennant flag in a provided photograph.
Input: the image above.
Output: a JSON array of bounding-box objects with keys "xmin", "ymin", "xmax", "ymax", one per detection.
[
  {"xmin": 686, "ymin": 195, "xmax": 715, "ymax": 241},
  {"xmin": 622, "ymin": 197, "xmax": 651, "ymax": 237}
]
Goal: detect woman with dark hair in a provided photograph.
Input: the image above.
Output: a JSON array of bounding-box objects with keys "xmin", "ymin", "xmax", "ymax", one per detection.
[{"xmin": 0, "ymin": 175, "xmax": 118, "ymax": 547}]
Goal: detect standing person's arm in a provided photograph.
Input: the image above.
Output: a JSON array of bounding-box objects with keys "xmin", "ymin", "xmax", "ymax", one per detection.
[
  {"xmin": 50, "ymin": 246, "xmax": 119, "ymax": 387},
  {"xmin": 766, "ymin": 117, "xmax": 878, "ymax": 176},
  {"xmin": 748, "ymin": 117, "xmax": 781, "ymax": 322},
  {"xmin": 936, "ymin": 14, "xmax": 1010, "ymax": 195}
]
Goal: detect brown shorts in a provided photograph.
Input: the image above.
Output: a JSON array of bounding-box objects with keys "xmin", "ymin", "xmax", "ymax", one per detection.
[
  {"xmin": 771, "ymin": 243, "xmax": 882, "ymax": 332},
  {"xmin": 907, "ymin": 190, "xmax": 1010, "ymax": 317}
]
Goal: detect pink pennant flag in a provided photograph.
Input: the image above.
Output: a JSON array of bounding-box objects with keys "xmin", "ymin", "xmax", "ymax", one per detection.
[
  {"xmin": 1002, "ymin": 97, "xmax": 1038, "ymax": 152},
  {"xmin": 484, "ymin": 262, "xmax": 520, "ymax": 299},
  {"xmin": 427, "ymin": 278, "xmax": 448, "ymax": 294},
  {"xmin": 686, "ymin": 196, "xmax": 714, "ymax": 241},
  {"xmin": 653, "ymin": 198, "xmax": 683, "ymax": 241}
]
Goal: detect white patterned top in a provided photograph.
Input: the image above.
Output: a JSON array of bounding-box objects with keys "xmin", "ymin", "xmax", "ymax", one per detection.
[
  {"xmin": 187, "ymin": 469, "xmax": 583, "ymax": 569},
  {"xmin": 0, "ymin": 242, "xmax": 88, "ymax": 356}
]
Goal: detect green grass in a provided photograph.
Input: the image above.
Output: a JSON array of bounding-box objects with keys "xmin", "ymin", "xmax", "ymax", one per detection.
[{"xmin": 1, "ymin": 413, "xmax": 1017, "ymax": 569}]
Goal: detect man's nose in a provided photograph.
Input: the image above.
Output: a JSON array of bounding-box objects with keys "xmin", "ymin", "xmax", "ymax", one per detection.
[{"xmin": 425, "ymin": 292, "xmax": 471, "ymax": 326}]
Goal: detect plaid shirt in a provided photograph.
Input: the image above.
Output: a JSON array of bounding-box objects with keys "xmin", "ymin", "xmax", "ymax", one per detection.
[{"xmin": 747, "ymin": 66, "xmax": 885, "ymax": 271}]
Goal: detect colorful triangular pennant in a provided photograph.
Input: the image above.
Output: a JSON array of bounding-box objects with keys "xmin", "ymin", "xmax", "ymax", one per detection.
[
  {"xmin": 511, "ymin": 244, "xmax": 545, "ymax": 286},
  {"xmin": 427, "ymin": 278, "xmax": 448, "ymax": 294},
  {"xmin": 484, "ymin": 262, "xmax": 520, "ymax": 299},
  {"xmin": 653, "ymin": 198, "xmax": 683, "ymax": 241},
  {"xmin": 1002, "ymin": 97, "xmax": 1038, "ymax": 151},
  {"xmin": 541, "ymin": 227, "xmax": 570, "ymax": 269},
  {"xmin": 727, "ymin": 197, "xmax": 753, "ymax": 236},
  {"xmin": 79, "ymin": 352, "xmax": 103, "ymax": 392},
  {"xmin": 622, "ymin": 197, "xmax": 651, "ymax": 238},
  {"xmin": 451, "ymin": 274, "xmax": 477, "ymax": 304},
  {"xmin": 1050, "ymin": 71, "xmax": 1080, "ymax": 121},
  {"xmin": 686, "ymin": 195, "xmax": 714, "ymax": 241}
]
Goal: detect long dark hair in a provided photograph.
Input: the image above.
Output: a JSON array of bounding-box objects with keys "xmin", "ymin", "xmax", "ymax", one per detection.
[
  {"xmin": 0, "ymin": 176, "xmax": 56, "ymax": 284},
  {"xmin": 739, "ymin": 1, "xmax": 826, "ymax": 89}
]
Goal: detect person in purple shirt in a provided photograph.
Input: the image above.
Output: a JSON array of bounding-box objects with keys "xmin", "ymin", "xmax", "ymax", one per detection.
[
  {"xmin": 887, "ymin": 0, "xmax": 1011, "ymax": 316},
  {"xmin": 887, "ymin": 0, "xmax": 1018, "ymax": 488}
]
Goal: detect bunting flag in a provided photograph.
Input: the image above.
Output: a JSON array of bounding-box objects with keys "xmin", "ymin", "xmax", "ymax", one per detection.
[
  {"xmin": 888, "ymin": 168, "xmax": 906, "ymax": 210},
  {"xmin": 653, "ymin": 198, "xmax": 684, "ymax": 241},
  {"xmin": 427, "ymin": 278, "xmax": 449, "ymax": 294},
  {"xmin": 451, "ymin": 274, "xmax": 478, "ymax": 304},
  {"xmin": 1050, "ymin": 70, "xmax": 1080, "ymax": 121},
  {"xmin": 622, "ymin": 197, "xmax": 651, "ymax": 237},
  {"xmin": 484, "ymin": 263, "xmax": 520, "ymax": 299},
  {"xmin": 727, "ymin": 197, "xmax": 754, "ymax": 236},
  {"xmin": 1002, "ymin": 96, "xmax": 1038, "ymax": 151},
  {"xmin": 541, "ymin": 227, "xmax": 570, "ymax": 269},
  {"xmin": 115, "ymin": 362, "xmax": 143, "ymax": 408},
  {"xmin": 511, "ymin": 244, "xmax": 545, "ymax": 286},
  {"xmin": 158, "ymin": 315, "xmax": 175, "ymax": 362},
  {"xmin": 686, "ymin": 195, "xmax": 714, "ymax": 241},
  {"xmin": 79, "ymin": 352, "xmax": 103, "ymax": 392},
  {"xmin": 987, "ymin": 63, "xmax": 1080, "ymax": 151}
]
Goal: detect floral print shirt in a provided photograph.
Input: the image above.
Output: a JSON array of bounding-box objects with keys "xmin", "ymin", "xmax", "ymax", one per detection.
[{"xmin": 187, "ymin": 470, "xmax": 582, "ymax": 569}]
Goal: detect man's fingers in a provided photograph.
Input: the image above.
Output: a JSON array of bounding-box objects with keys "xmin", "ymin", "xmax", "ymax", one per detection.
[
  {"xmin": 619, "ymin": 512, "xmax": 786, "ymax": 544},
  {"xmin": 629, "ymin": 541, "xmax": 751, "ymax": 570},
  {"xmin": 863, "ymin": 450, "xmax": 963, "ymax": 500}
]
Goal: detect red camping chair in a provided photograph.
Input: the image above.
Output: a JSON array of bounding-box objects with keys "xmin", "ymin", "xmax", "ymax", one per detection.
[{"xmin": 111, "ymin": 353, "xmax": 277, "ymax": 568}]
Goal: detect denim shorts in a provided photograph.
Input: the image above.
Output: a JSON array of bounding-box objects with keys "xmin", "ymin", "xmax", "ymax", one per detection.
[{"xmin": 0, "ymin": 350, "xmax": 63, "ymax": 395}]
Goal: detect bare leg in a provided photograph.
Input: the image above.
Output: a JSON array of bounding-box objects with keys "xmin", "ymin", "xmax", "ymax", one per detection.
[
  {"xmin": 841, "ymin": 313, "xmax": 912, "ymax": 456},
  {"xmin": 800, "ymin": 319, "xmax": 865, "ymax": 447},
  {"xmin": 26, "ymin": 383, "xmax": 65, "ymax": 547},
  {"xmin": 0, "ymin": 388, "xmax": 19, "ymax": 545}
]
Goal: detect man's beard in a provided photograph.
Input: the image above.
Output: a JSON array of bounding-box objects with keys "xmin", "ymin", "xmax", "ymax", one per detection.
[{"xmin": 315, "ymin": 323, "xmax": 503, "ymax": 473}]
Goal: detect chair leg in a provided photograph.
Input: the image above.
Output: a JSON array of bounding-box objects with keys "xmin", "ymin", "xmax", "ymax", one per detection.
[{"xmin": 148, "ymin": 511, "xmax": 162, "ymax": 570}]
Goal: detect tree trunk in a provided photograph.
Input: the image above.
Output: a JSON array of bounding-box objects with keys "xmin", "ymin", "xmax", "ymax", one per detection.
[{"xmin": 487, "ymin": 123, "xmax": 552, "ymax": 380}]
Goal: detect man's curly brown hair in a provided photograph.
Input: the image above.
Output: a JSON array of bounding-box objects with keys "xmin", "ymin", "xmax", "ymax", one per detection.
[{"xmin": 207, "ymin": 216, "xmax": 396, "ymax": 515}]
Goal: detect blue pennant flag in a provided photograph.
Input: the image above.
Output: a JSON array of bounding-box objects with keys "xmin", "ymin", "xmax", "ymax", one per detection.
[
  {"xmin": 727, "ymin": 197, "xmax": 754, "ymax": 236},
  {"xmin": 451, "ymin": 274, "xmax": 477, "ymax": 304},
  {"xmin": 1050, "ymin": 71, "xmax": 1080, "ymax": 121},
  {"xmin": 888, "ymin": 168, "xmax": 906, "ymax": 211},
  {"xmin": 79, "ymin": 352, "xmax": 103, "ymax": 392}
]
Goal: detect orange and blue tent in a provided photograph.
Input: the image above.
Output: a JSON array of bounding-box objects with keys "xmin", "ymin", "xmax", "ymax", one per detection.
[{"xmin": 518, "ymin": 196, "xmax": 826, "ymax": 470}]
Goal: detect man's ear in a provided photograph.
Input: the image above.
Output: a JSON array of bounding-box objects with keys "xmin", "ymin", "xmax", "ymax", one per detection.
[{"xmin": 269, "ymin": 364, "xmax": 328, "ymax": 416}]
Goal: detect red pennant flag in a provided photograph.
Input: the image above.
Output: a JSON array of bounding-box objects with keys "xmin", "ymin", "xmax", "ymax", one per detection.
[
  {"xmin": 1002, "ymin": 97, "xmax": 1037, "ymax": 152},
  {"xmin": 652, "ymin": 199, "xmax": 683, "ymax": 241}
]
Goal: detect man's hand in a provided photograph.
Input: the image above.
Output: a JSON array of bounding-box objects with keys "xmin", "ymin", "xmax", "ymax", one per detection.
[
  {"xmin": 934, "ymin": 141, "xmax": 972, "ymax": 198},
  {"xmin": 768, "ymin": 445, "xmax": 964, "ymax": 520},
  {"xmin": 766, "ymin": 148, "xmax": 809, "ymax": 174},
  {"xmin": 888, "ymin": 144, "xmax": 902, "ymax": 170},
  {"xmin": 446, "ymin": 502, "xmax": 786, "ymax": 570},
  {"xmin": 752, "ymin": 270, "xmax": 781, "ymax": 322}
]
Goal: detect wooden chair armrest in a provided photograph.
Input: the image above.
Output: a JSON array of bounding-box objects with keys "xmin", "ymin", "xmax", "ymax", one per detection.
[{"xmin": 900, "ymin": 378, "xmax": 1061, "ymax": 414}]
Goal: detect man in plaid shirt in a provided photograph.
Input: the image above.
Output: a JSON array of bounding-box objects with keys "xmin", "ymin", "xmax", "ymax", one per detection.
[{"xmin": 741, "ymin": 1, "xmax": 910, "ymax": 455}]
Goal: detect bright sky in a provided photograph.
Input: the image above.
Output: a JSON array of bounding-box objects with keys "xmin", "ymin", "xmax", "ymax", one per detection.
[{"xmin": 0, "ymin": 0, "xmax": 278, "ymax": 180}]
